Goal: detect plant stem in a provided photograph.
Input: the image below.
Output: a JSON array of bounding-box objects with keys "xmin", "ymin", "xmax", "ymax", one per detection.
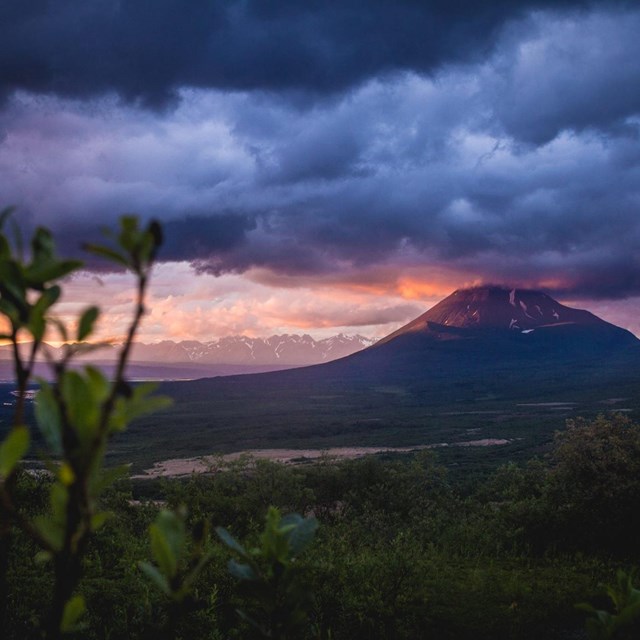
[{"xmin": 47, "ymin": 481, "xmax": 88, "ymax": 640}]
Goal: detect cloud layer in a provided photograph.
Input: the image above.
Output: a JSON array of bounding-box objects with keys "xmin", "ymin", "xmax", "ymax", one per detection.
[
  {"xmin": 0, "ymin": 0, "xmax": 612, "ymax": 105},
  {"xmin": 0, "ymin": 2, "xmax": 639, "ymax": 337}
]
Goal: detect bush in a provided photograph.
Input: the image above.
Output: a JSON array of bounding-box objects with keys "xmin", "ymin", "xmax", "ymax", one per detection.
[{"xmin": 546, "ymin": 414, "xmax": 640, "ymax": 557}]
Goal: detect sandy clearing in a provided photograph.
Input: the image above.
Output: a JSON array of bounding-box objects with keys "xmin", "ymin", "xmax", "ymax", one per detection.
[{"xmin": 133, "ymin": 439, "xmax": 512, "ymax": 478}]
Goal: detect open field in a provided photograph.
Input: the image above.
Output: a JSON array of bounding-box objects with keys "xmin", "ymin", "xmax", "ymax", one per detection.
[{"xmin": 132, "ymin": 439, "xmax": 512, "ymax": 478}]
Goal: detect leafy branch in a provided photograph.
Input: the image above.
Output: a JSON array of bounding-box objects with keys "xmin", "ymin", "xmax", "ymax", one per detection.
[
  {"xmin": 217, "ymin": 506, "xmax": 319, "ymax": 639},
  {"xmin": 0, "ymin": 212, "xmax": 170, "ymax": 638}
]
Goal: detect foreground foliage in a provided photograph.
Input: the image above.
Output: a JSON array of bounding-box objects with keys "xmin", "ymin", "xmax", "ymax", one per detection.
[
  {"xmin": 5, "ymin": 414, "xmax": 640, "ymax": 639},
  {"xmin": 0, "ymin": 213, "xmax": 170, "ymax": 637},
  {"xmin": 579, "ymin": 570, "xmax": 640, "ymax": 640}
]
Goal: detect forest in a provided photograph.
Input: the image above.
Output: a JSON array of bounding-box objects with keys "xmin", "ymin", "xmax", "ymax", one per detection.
[{"xmin": 5, "ymin": 413, "xmax": 640, "ymax": 639}]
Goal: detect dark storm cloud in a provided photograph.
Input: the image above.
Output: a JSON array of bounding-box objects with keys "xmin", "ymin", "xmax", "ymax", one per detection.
[
  {"xmin": 491, "ymin": 10, "xmax": 640, "ymax": 144},
  {"xmin": 456, "ymin": 249, "xmax": 640, "ymax": 301},
  {"xmin": 32, "ymin": 214, "xmax": 257, "ymax": 272},
  {"xmin": 1, "ymin": 4, "xmax": 640, "ymax": 303},
  {"xmin": 555, "ymin": 259, "xmax": 640, "ymax": 300},
  {"xmin": 161, "ymin": 214, "xmax": 256, "ymax": 262},
  {"xmin": 0, "ymin": 0, "xmax": 619, "ymax": 106}
]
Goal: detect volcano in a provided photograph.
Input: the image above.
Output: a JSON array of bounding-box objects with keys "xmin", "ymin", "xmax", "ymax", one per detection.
[
  {"xmin": 384, "ymin": 286, "xmax": 618, "ymax": 335},
  {"xmin": 374, "ymin": 285, "xmax": 637, "ymax": 351},
  {"xmin": 313, "ymin": 285, "xmax": 639, "ymax": 387}
]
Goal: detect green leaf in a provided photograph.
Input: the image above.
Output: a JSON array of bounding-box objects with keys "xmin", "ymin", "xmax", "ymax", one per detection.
[
  {"xmin": 108, "ymin": 397, "xmax": 128, "ymax": 433},
  {"xmin": 0, "ymin": 234, "xmax": 11, "ymax": 259},
  {"xmin": 149, "ymin": 510, "xmax": 186, "ymax": 579},
  {"xmin": 139, "ymin": 561, "xmax": 171, "ymax": 596},
  {"xmin": 34, "ymin": 550, "xmax": 52, "ymax": 565},
  {"xmin": 149, "ymin": 220, "xmax": 163, "ymax": 250},
  {"xmin": 157, "ymin": 510, "xmax": 186, "ymax": 554},
  {"xmin": 30, "ymin": 285, "xmax": 61, "ymax": 335},
  {"xmin": 0, "ymin": 299, "xmax": 19, "ymax": 326},
  {"xmin": 77, "ymin": 306, "xmax": 99, "ymax": 341},
  {"xmin": 33, "ymin": 515, "xmax": 63, "ymax": 552},
  {"xmin": 215, "ymin": 527, "xmax": 249, "ymax": 558},
  {"xmin": 31, "ymin": 227, "xmax": 55, "ymax": 261},
  {"xmin": 83, "ymin": 243, "xmax": 129, "ymax": 268},
  {"xmin": 118, "ymin": 216, "xmax": 139, "ymax": 253},
  {"xmin": 136, "ymin": 220, "xmax": 163, "ymax": 266},
  {"xmin": 228, "ymin": 559, "xmax": 257, "ymax": 581},
  {"xmin": 35, "ymin": 381, "xmax": 63, "ymax": 455},
  {"xmin": 287, "ymin": 516, "xmax": 318, "ymax": 556},
  {"xmin": 84, "ymin": 366, "xmax": 110, "ymax": 403},
  {"xmin": 58, "ymin": 462, "xmax": 75, "ymax": 486},
  {"xmin": 615, "ymin": 601, "xmax": 640, "ymax": 631},
  {"xmin": 129, "ymin": 393, "xmax": 173, "ymax": 420},
  {"xmin": 25, "ymin": 259, "xmax": 83, "ymax": 286},
  {"xmin": 42, "ymin": 284, "xmax": 62, "ymax": 308},
  {"xmin": 150, "ymin": 525, "xmax": 177, "ymax": 578},
  {"xmin": 0, "ymin": 426, "xmax": 29, "ymax": 477},
  {"xmin": 109, "ymin": 384, "xmax": 172, "ymax": 433},
  {"xmin": 90, "ymin": 511, "xmax": 111, "ymax": 532},
  {"xmin": 28, "ymin": 309, "xmax": 45, "ymax": 342},
  {"xmin": 50, "ymin": 318, "xmax": 68, "ymax": 342},
  {"xmin": 0, "ymin": 261, "xmax": 27, "ymax": 312},
  {"xmin": 136, "ymin": 234, "xmax": 152, "ymax": 266},
  {"xmin": 61, "ymin": 370, "xmax": 99, "ymax": 442},
  {"xmin": 60, "ymin": 594, "xmax": 86, "ymax": 633}
]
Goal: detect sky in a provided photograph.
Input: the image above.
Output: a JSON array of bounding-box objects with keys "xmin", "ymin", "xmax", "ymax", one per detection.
[{"xmin": 1, "ymin": 0, "xmax": 639, "ymax": 342}]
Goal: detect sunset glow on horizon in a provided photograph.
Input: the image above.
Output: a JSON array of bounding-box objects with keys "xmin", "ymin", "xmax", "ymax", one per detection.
[{"xmin": 43, "ymin": 263, "xmax": 638, "ymax": 345}]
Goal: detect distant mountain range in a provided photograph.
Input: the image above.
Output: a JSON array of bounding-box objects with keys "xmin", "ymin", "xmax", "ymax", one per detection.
[
  {"xmin": 126, "ymin": 333, "xmax": 375, "ymax": 366},
  {"xmin": 0, "ymin": 333, "xmax": 376, "ymax": 380}
]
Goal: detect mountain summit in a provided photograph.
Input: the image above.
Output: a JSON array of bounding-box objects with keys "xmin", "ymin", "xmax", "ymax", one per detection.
[{"xmin": 378, "ymin": 286, "xmax": 635, "ymax": 347}]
